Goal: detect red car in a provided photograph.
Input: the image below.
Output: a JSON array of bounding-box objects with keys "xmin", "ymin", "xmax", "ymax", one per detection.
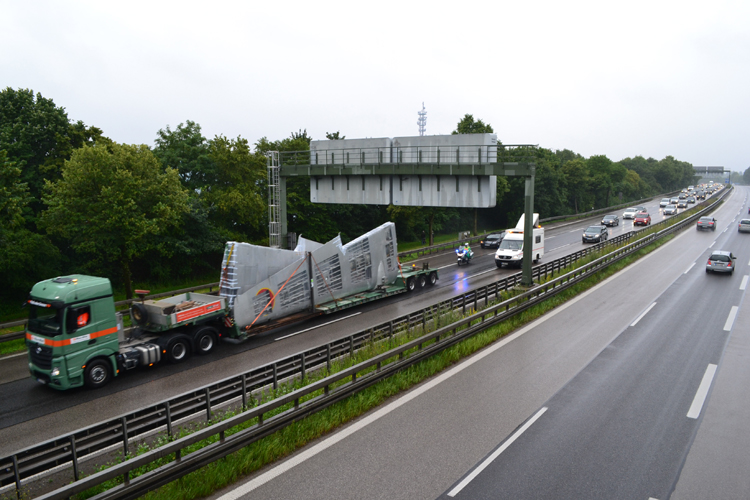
[{"xmin": 634, "ymin": 211, "xmax": 651, "ymax": 226}]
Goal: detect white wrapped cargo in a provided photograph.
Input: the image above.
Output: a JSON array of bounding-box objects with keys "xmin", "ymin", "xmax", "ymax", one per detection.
[{"xmin": 220, "ymin": 222, "xmax": 400, "ymax": 328}]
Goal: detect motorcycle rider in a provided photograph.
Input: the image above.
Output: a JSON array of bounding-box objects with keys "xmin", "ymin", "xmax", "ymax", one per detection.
[
  {"xmin": 463, "ymin": 242, "xmax": 473, "ymax": 259},
  {"xmin": 457, "ymin": 242, "xmax": 473, "ymax": 264}
]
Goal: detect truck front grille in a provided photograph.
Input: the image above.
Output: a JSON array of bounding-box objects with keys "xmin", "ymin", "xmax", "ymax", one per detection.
[{"xmin": 28, "ymin": 343, "xmax": 53, "ymax": 369}]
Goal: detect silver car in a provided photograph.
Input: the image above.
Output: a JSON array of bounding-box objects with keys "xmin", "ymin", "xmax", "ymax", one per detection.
[
  {"xmin": 706, "ymin": 250, "xmax": 736, "ymax": 275},
  {"xmin": 663, "ymin": 205, "xmax": 677, "ymax": 215},
  {"xmin": 739, "ymin": 219, "xmax": 750, "ymax": 233}
]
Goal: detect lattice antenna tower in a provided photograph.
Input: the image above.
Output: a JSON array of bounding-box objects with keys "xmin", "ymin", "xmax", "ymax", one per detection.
[{"xmin": 417, "ymin": 102, "xmax": 427, "ymax": 136}]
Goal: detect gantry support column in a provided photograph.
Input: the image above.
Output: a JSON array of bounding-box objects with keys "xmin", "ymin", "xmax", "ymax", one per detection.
[{"xmin": 521, "ymin": 167, "xmax": 536, "ymax": 287}]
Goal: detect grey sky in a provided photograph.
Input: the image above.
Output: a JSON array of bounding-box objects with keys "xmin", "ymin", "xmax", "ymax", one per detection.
[{"xmin": 4, "ymin": 0, "xmax": 749, "ymax": 171}]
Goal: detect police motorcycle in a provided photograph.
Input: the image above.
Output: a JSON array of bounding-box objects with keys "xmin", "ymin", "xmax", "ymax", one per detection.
[{"xmin": 456, "ymin": 243, "xmax": 473, "ymax": 266}]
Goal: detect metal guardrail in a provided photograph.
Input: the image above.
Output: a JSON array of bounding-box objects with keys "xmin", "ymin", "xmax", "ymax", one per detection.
[
  {"xmin": 0, "ymin": 188, "xmax": 729, "ymax": 498},
  {"xmin": 19, "ymin": 188, "xmax": 728, "ymax": 500}
]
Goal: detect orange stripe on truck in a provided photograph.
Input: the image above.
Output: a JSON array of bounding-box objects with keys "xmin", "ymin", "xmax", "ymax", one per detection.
[{"xmin": 26, "ymin": 326, "xmax": 118, "ymax": 347}]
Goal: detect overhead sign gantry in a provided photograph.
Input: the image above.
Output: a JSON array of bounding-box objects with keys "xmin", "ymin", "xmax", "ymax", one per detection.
[{"xmin": 268, "ymin": 134, "xmax": 539, "ymax": 286}]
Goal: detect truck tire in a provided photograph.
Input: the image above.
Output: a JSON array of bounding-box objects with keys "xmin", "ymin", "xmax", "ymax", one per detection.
[
  {"xmin": 166, "ymin": 337, "xmax": 191, "ymax": 363},
  {"xmin": 131, "ymin": 303, "xmax": 148, "ymax": 326},
  {"xmin": 428, "ymin": 272, "xmax": 437, "ymax": 286},
  {"xmin": 193, "ymin": 326, "xmax": 217, "ymax": 355},
  {"xmin": 84, "ymin": 359, "xmax": 111, "ymax": 389},
  {"xmin": 418, "ymin": 274, "xmax": 427, "ymax": 288},
  {"xmin": 406, "ymin": 277, "xmax": 416, "ymax": 292}
]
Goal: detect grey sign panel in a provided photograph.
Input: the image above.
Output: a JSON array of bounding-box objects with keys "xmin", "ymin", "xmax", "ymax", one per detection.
[
  {"xmin": 310, "ymin": 138, "xmax": 392, "ymax": 165},
  {"xmin": 220, "ymin": 222, "xmax": 399, "ymax": 327},
  {"xmin": 391, "ymin": 174, "xmax": 497, "ymax": 208},
  {"xmin": 391, "ymin": 134, "xmax": 497, "ymax": 163},
  {"xmin": 311, "ymin": 175, "xmax": 391, "ymax": 204}
]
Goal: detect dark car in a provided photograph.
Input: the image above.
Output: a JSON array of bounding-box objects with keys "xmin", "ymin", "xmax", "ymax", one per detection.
[
  {"xmin": 634, "ymin": 211, "xmax": 651, "ymax": 226},
  {"xmin": 601, "ymin": 215, "xmax": 620, "ymax": 227},
  {"xmin": 697, "ymin": 217, "xmax": 716, "ymax": 230},
  {"xmin": 677, "ymin": 199, "xmax": 688, "ymax": 208},
  {"xmin": 480, "ymin": 232, "xmax": 506, "ymax": 249},
  {"xmin": 582, "ymin": 225, "xmax": 609, "ymax": 243},
  {"xmin": 706, "ymin": 250, "xmax": 736, "ymax": 275},
  {"xmin": 687, "ymin": 196, "xmax": 696, "ymax": 204}
]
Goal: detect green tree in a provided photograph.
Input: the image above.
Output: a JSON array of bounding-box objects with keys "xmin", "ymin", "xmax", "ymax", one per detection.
[
  {"xmin": 325, "ymin": 131, "xmax": 345, "ymax": 140},
  {"xmin": 452, "ymin": 114, "xmax": 494, "ymax": 134},
  {"xmin": 153, "ymin": 120, "xmax": 214, "ymax": 191},
  {"xmin": 560, "ymin": 158, "xmax": 592, "ymax": 213},
  {"xmin": 0, "ymin": 150, "xmax": 28, "ymax": 231},
  {"xmin": 205, "ymin": 135, "xmax": 267, "ymax": 240},
  {"xmin": 743, "ymin": 167, "xmax": 750, "ymax": 185},
  {"xmin": 41, "ymin": 143, "xmax": 189, "ymax": 298},
  {"xmin": 0, "ymin": 88, "xmax": 106, "ymax": 218}
]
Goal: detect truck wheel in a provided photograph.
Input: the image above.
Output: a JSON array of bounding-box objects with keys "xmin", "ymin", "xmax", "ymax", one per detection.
[
  {"xmin": 193, "ymin": 326, "xmax": 217, "ymax": 355},
  {"xmin": 406, "ymin": 277, "xmax": 416, "ymax": 292},
  {"xmin": 418, "ymin": 274, "xmax": 427, "ymax": 288},
  {"xmin": 131, "ymin": 303, "xmax": 148, "ymax": 326},
  {"xmin": 428, "ymin": 272, "xmax": 437, "ymax": 286},
  {"xmin": 84, "ymin": 359, "xmax": 111, "ymax": 389},
  {"xmin": 167, "ymin": 338, "xmax": 191, "ymax": 363}
]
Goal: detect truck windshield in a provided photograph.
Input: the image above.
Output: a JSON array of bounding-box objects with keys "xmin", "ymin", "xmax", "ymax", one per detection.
[
  {"xmin": 499, "ymin": 239, "xmax": 523, "ymax": 250},
  {"xmin": 28, "ymin": 304, "xmax": 64, "ymax": 337}
]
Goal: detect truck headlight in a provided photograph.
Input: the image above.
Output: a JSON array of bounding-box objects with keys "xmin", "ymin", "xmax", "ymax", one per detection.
[{"xmin": 51, "ymin": 367, "xmax": 60, "ymax": 376}]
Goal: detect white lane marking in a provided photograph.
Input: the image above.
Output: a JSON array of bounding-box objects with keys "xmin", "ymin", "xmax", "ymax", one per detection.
[
  {"xmin": 1, "ymin": 352, "xmax": 27, "ymax": 360},
  {"xmin": 709, "ymin": 241, "xmax": 716, "ymax": 248},
  {"xmin": 631, "ymin": 302, "xmax": 657, "ymax": 327},
  {"xmin": 741, "ymin": 276, "xmax": 749, "ymax": 291},
  {"xmin": 684, "ymin": 263, "xmax": 695, "ymax": 274},
  {"xmin": 723, "ymin": 306, "xmax": 739, "ymax": 332},
  {"xmin": 570, "ymin": 227, "xmax": 585, "ymax": 233},
  {"xmin": 687, "ymin": 364, "xmax": 717, "ymax": 419},
  {"xmin": 554, "ymin": 243, "xmax": 572, "ymax": 251},
  {"xmin": 724, "ymin": 227, "xmax": 728, "ymax": 233},
  {"xmin": 447, "ymin": 407, "xmax": 548, "ymax": 497},
  {"xmin": 546, "ymin": 236, "xmax": 556, "ymax": 240},
  {"xmin": 218, "ymin": 269, "xmax": 624, "ymax": 500},
  {"xmin": 275, "ymin": 313, "xmax": 362, "ymax": 340}
]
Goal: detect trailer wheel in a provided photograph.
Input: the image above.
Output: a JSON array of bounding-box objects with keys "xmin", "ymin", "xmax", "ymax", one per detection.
[
  {"xmin": 418, "ymin": 274, "xmax": 427, "ymax": 288},
  {"xmin": 193, "ymin": 326, "xmax": 217, "ymax": 355},
  {"xmin": 406, "ymin": 277, "xmax": 416, "ymax": 292},
  {"xmin": 167, "ymin": 337, "xmax": 190, "ymax": 363},
  {"xmin": 84, "ymin": 359, "xmax": 111, "ymax": 389},
  {"xmin": 130, "ymin": 303, "xmax": 148, "ymax": 326},
  {"xmin": 428, "ymin": 272, "xmax": 437, "ymax": 286}
]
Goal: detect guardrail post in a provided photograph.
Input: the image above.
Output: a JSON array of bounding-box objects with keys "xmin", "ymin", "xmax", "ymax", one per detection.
[
  {"xmin": 462, "ymin": 295, "xmax": 466, "ymax": 315},
  {"xmin": 273, "ymin": 363, "xmax": 278, "ymax": 390},
  {"xmin": 205, "ymin": 387, "xmax": 212, "ymax": 421},
  {"xmin": 121, "ymin": 417, "xmax": 129, "ymax": 456},
  {"xmin": 349, "ymin": 336, "xmax": 354, "ymax": 357},
  {"xmin": 165, "ymin": 401, "xmax": 173, "ymax": 438},
  {"xmin": 241, "ymin": 374, "xmax": 248, "ymax": 409},
  {"xmin": 70, "ymin": 435, "xmax": 79, "ymax": 481},
  {"xmin": 326, "ymin": 344, "xmax": 332, "ymax": 373},
  {"xmin": 388, "ymin": 321, "xmax": 393, "ymax": 340},
  {"xmin": 12, "ymin": 454, "xmax": 20, "ymax": 500},
  {"xmin": 301, "ymin": 352, "xmax": 306, "ymax": 381}
]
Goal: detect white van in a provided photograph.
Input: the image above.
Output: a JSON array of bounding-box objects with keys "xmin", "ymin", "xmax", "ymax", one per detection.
[{"xmin": 495, "ymin": 213, "xmax": 544, "ymax": 268}]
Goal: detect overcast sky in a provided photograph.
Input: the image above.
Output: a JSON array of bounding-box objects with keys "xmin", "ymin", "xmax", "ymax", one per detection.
[{"xmin": 4, "ymin": 0, "xmax": 749, "ymax": 171}]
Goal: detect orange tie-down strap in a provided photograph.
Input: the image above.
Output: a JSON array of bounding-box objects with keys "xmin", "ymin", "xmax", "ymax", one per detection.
[{"xmin": 26, "ymin": 326, "xmax": 118, "ymax": 347}]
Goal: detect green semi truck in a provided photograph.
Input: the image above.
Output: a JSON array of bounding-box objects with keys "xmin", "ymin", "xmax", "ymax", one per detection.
[{"xmin": 25, "ymin": 265, "xmax": 438, "ymax": 390}]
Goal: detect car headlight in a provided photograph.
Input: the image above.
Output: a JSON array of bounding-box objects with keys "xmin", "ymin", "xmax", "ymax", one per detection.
[{"xmin": 51, "ymin": 367, "xmax": 60, "ymax": 376}]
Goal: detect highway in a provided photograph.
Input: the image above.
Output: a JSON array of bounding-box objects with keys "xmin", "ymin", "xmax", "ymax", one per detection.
[
  {"xmin": 0, "ymin": 195, "xmax": 715, "ymax": 460},
  {"xmin": 202, "ymin": 187, "xmax": 747, "ymax": 500}
]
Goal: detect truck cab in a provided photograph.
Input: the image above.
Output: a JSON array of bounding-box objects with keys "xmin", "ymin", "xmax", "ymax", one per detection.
[
  {"xmin": 494, "ymin": 213, "xmax": 544, "ymax": 268},
  {"xmin": 26, "ymin": 275, "xmax": 121, "ymax": 390}
]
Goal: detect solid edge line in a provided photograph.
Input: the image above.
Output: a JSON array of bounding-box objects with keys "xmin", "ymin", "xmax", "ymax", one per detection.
[
  {"xmin": 275, "ymin": 313, "xmax": 362, "ymax": 341},
  {"xmin": 446, "ymin": 407, "xmax": 548, "ymax": 497},
  {"xmin": 631, "ymin": 302, "xmax": 657, "ymax": 327},
  {"xmin": 687, "ymin": 364, "xmax": 717, "ymax": 419},
  {"xmin": 741, "ymin": 276, "xmax": 749, "ymax": 291}
]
